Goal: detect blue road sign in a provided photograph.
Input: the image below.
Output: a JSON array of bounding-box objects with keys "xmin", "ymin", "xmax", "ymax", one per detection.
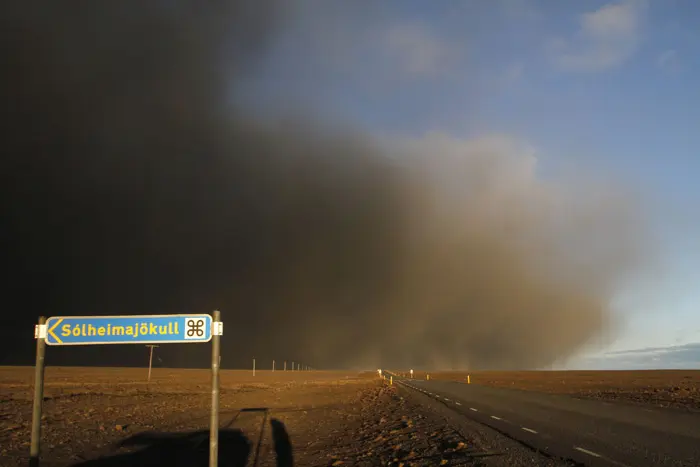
[{"xmin": 44, "ymin": 314, "xmax": 213, "ymax": 345}]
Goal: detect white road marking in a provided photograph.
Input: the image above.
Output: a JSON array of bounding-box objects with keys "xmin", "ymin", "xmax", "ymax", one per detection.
[
  {"xmin": 444, "ymin": 398, "xmax": 450, "ymax": 401},
  {"xmin": 490, "ymin": 415, "xmax": 502, "ymax": 420},
  {"xmin": 574, "ymin": 447, "xmax": 601, "ymax": 458},
  {"xmin": 469, "ymin": 408, "xmax": 478, "ymax": 412},
  {"xmin": 521, "ymin": 427, "xmax": 537, "ymax": 434},
  {"xmin": 455, "ymin": 402, "xmax": 462, "ymax": 406}
]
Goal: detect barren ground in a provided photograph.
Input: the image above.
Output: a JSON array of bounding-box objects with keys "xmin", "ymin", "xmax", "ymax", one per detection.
[
  {"xmin": 403, "ymin": 370, "xmax": 700, "ymax": 410},
  {"xmin": 0, "ymin": 367, "xmax": 566, "ymax": 466}
]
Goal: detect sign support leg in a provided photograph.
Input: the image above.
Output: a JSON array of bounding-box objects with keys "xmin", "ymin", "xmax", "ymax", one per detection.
[
  {"xmin": 209, "ymin": 310, "xmax": 221, "ymax": 467},
  {"xmin": 30, "ymin": 316, "xmax": 47, "ymax": 467}
]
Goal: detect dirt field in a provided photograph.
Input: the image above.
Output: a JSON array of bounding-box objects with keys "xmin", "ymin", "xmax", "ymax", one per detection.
[
  {"xmin": 3, "ymin": 368, "xmax": 699, "ymax": 465},
  {"xmin": 400, "ymin": 370, "xmax": 700, "ymax": 410},
  {"xmin": 0, "ymin": 366, "xmax": 563, "ymax": 466},
  {"xmin": 0, "ymin": 367, "xmax": 371, "ymax": 400}
]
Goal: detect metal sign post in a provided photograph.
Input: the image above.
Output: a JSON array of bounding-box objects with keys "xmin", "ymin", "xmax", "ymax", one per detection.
[
  {"xmin": 209, "ymin": 310, "xmax": 222, "ymax": 467},
  {"xmin": 30, "ymin": 317, "xmax": 47, "ymax": 467},
  {"xmin": 31, "ymin": 313, "xmax": 221, "ymax": 467}
]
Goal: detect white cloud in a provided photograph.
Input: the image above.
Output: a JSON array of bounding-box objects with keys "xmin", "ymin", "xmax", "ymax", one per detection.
[
  {"xmin": 383, "ymin": 22, "xmax": 456, "ymax": 76},
  {"xmin": 502, "ymin": 63, "xmax": 524, "ymax": 84},
  {"xmin": 500, "ymin": 0, "xmax": 542, "ymax": 22},
  {"xmin": 561, "ymin": 342, "xmax": 700, "ymax": 369},
  {"xmin": 548, "ymin": 0, "xmax": 647, "ymax": 72},
  {"xmin": 657, "ymin": 49, "xmax": 681, "ymax": 73}
]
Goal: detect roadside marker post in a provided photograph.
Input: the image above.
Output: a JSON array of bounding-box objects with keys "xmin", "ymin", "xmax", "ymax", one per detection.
[
  {"xmin": 31, "ymin": 313, "xmax": 222, "ymax": 467},
  {"xmin": 467, "ymin": 375, "xmax": 471, "ymax": 384},
  {"xmin": 146, "ymin": 345, "xmax": 159, "ymax": 382}
]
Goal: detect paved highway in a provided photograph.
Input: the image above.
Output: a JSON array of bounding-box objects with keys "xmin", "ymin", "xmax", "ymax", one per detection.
[{"xmin": 388, "ymin": 373, "xmax": 700, "ymax": 467}]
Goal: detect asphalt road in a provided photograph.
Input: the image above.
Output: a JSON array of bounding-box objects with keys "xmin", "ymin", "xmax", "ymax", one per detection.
[{"xmin": 388, "ymin": 373, "xmax": 700, "ymax": 467}]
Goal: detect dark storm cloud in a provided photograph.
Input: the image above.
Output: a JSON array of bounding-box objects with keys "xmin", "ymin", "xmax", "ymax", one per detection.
[{"xmin": 1, "ymin": 1, "xmax": 651, "ymax": 369}]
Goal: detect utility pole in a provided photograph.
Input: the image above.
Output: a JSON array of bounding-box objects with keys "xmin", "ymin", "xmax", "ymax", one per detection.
[{"xmin": 146, "ymin": 345, "xmax": 159, "ymax": 382}]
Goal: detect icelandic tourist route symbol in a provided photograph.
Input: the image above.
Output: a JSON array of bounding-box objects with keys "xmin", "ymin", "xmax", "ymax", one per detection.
[{"xmin": 43, "ymin": 314, "xmax": 213, "ymax": 345}]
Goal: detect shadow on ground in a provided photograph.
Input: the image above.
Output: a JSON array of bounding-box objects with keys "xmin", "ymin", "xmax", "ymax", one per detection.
[{"xmin": 70, "ymin": 416, "xmax": 293, "ymax": 467}]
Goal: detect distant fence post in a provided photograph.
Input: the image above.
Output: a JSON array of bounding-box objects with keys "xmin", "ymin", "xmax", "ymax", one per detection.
[
  {"xmin": 146, "ymin": 345, "xmax": 159, "ymax": 382},
  {"xmin": 30, "ymin": 316, "xmax": 47, "ymax": 467}
]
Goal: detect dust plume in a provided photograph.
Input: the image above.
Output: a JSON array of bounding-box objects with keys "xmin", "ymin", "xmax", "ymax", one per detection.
[{"xmin": 1, "ymin": 1, "xmax": 649, "ymax": 369}]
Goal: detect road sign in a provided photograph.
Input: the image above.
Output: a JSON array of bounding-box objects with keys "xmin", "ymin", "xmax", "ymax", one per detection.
[
  {"xmin": 43, "ymin": 314, "xmax": 213, "ymax": 345},
  {"xmin": 32, "ymin": 311, "xmax": 223, "ymax": 467}
]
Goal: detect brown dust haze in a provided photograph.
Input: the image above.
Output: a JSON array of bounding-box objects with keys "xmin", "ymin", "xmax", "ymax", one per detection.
[{"xmin": 1, "ymin": 1, "xmax": 651, "ymax": 369}]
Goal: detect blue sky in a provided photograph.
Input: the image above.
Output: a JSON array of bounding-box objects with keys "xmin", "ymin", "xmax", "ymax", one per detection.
[{"xmin": 236, "ymin": 0, "xmax": 700, "ymax": 369}]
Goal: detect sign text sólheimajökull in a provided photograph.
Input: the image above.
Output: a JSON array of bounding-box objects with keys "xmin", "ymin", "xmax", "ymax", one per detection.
[{"xmin": 44, "ymin": 314, "xmax": 213, "ymax": 345}]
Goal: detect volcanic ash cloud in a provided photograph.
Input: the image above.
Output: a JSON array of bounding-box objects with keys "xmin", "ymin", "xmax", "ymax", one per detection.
[{"xmin": 1, "ymin": 1, "xmax": 649, "ymax": 369}]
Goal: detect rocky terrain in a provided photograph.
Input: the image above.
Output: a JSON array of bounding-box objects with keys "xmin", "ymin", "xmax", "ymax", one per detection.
[{"xmin": 0, "ymin": 367, "xmax": 570, "ymax": 466}]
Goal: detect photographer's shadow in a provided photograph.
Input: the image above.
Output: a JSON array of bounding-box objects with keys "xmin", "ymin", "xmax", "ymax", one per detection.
[{"xmin": 71, "ymin": 417, "xmax": 293, "ymax": 467}]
